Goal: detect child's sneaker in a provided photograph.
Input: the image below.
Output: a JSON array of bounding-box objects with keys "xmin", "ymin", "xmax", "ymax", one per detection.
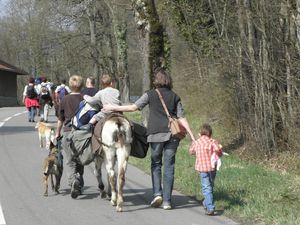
[
  {"xmin": 205, "ymin": 209, "xmax": 215, "ymax": 216},
  {"xmin": 150, "ymin": 196, "xmax": 163, "ymax": 208}
]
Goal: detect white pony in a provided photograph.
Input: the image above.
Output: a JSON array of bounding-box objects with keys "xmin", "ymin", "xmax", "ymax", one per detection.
[{"xmin": 94, "ymin": 114, "xmax": 132, "ymax": 212}]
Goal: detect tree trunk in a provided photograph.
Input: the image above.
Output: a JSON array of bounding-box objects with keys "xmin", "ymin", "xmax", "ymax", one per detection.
[
  {"xmin": 132, "ymin": 0, "xmax": 166, "ymax": 125},
  {"xmin": 86, "ymin": 0, "xmax": 100, "ymax": 86},
  {"xmin": 102, "ymin": 0, "xmax": 130, "ymax": 103}
]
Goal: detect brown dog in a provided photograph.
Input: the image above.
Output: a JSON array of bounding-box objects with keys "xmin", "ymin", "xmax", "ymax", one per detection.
[{"xmin": 43, "ymin": 142, "xmax": 63, "ymax": 197}]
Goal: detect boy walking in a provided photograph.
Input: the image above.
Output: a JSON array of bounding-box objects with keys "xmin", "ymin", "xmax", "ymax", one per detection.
[{"xmin": 189, "ymin": 123, "xmax": 223, "ymax": 215}]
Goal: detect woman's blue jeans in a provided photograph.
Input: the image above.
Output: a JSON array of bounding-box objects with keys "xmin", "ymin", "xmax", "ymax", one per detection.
[
  {"xmin": 200, "ymin": 171, "xmax": 216, "ymax": 211},
  {"xmin": 150, "ymin": 138, "xmax": 179, "ymax": 204},
  {"xmin": 27, "ymin": 107, "xmax": 37, "ymax": 121}
]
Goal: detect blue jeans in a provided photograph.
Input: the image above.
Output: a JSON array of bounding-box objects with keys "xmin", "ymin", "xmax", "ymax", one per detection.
[
  {"xmin": 200, "ymin": 171, "xmax": 216, "ymax": 211},
  {"xmin": 150, "ymin": 138, "xmax": 179, "ymax": 204},
  {"xmin": 27, "ymin": 107, "xmax": 37, "ymax": 121}
]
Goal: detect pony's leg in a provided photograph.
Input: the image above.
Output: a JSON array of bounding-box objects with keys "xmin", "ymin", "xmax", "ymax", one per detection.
[
  {"xmin": 116, "ymin": 145, "xmax": 130, "ymax": 212},
  {"xmin": 104, "ymin": 149, "xmax": 117, "ymax": 206},
  {"xmin": 94, "ymin": 156, "xmax": 106, "ymax": 198},
  {"xmin": 43, "ymin": 174, "xmax": 48, "ymax": 197}
]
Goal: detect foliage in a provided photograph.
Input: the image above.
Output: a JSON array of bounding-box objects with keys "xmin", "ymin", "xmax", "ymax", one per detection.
[
  {"xmin": 162, "ymin": 0, "xmax": 219, "ymax": 56},
  {"xmin": 127, "ymin": 111, "xmax": 300, "ymax": 225}
]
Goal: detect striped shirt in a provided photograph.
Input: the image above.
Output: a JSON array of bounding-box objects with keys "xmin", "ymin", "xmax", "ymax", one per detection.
[{"xmin": 189, "ymin": 135, "xmax": 222, "ymax": 172}]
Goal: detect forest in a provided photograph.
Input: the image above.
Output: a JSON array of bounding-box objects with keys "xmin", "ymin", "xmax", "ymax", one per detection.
[{"xmin": 0, "ymin": 0, "xmax": 300, "ymax": 170}]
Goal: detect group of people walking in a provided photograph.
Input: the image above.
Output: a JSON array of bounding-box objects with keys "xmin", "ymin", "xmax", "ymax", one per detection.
[
  {"xmin": 22, "ymin": 68, "xmax": 223, "ymax": 216},
  {"xmin": 22, "ymin": 76, "xmax": 71, "ymax": 123}
]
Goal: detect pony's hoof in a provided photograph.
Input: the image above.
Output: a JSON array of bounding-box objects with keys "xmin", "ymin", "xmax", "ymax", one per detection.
[
  {"xmin": 44, "ymin": 193, "xmax": 48, "ymax": 197},
  {"xmin": 116, "ymin": 206, "xmax": 123, "ymax": 212},
  {"xmin": 110, "ymin": 200, "xmax": 117, "ymax": 206}
]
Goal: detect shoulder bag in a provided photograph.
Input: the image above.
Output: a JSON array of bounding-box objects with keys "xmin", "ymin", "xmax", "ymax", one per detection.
[{"xmin": 155, "ymin": 89, "xmax": 187, "ymax": 140}]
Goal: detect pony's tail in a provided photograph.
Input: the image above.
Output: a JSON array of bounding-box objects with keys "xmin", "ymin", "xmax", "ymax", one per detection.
[{"xmin": 112, "ymin": 119, "xmax": 126, "ymax": 147}]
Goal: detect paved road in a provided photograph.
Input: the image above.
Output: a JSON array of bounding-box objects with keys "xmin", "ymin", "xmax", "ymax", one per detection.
[{"xmin": 0, "ymin": 107, "xmax": 237, "ymax": 225}]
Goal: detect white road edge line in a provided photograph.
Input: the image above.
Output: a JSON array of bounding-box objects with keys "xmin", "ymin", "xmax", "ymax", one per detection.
[
  {"xmin": 0, "ymin": 203, "xmax": 6, "ymax": 225},
  {"xmin": 3, "ymin": 117, "xmax": 12, "ymax": 122},
  {"xmin": 0, "ymin": 110, "xmax": 27, "ymax": 128}
]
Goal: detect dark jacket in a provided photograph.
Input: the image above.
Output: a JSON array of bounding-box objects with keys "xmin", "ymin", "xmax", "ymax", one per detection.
[
  {"xmin": 146, "ymin": 88, "xmax": 180, "ymax": 135},
  {"xmin": 39, "ymin": 92, "xmax": 53, "ymax": 106}
]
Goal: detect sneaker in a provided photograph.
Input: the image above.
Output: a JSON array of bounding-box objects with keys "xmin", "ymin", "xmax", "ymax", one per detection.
[
  {"xmin": 71, "ymin": 179, "xmax": 81, "ymax": 199},
  {"xmin": 205, "ymin": 209, "xmax": 215, "ymax": 216},
  {"xmin": 163, "ymin": 202, "xmax": 172, "ymax": 210},
  {"xmin": 150, "ymin": 196, "xmax": 163, "ymax": 208}
]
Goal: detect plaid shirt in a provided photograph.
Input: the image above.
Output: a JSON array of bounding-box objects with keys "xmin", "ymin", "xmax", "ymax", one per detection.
[{"xmin": 189, "ymin": 135, "xmax": 222, "ymax": 172}]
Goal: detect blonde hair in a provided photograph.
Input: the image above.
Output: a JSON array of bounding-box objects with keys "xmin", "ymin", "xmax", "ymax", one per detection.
[
  {"xmin": 101, "ymin": 74, "xmax": 113, "ymax": 88},
  {"xmin": 69, "ymin": 75, "xmax": 83, "ymax": 92}
]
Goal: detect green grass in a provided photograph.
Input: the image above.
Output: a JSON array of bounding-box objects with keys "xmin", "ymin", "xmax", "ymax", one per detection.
[{"xmin": 125, "ymin": 111, "xmax": 300, "ymax": 225}]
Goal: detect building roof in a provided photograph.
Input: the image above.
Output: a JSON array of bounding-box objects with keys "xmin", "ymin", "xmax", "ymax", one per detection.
[{"xmin": 0, "ymin": 59, "xmax": 29, "ymax": 75}]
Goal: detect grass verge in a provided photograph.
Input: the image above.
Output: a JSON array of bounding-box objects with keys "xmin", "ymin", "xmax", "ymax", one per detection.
[{"xmin": 125, "ymin": 112, "xmax": 300, "ymax": 225}]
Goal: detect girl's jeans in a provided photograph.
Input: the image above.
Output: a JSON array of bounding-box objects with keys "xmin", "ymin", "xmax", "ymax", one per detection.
[
  {"xmin": 150, "ymin": 138, "xmax": 179, "ymax": 204},
  {"xmin": 27, "ymin": 107, "xmax": 37, "ymax": 121},
  {"xmin": 200, "ymin": 171, "xmax": 217, "ymax": 211}
]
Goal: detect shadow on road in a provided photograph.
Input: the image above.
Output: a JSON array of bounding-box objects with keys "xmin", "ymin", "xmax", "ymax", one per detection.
[
  {"xmin": 56, "ymin": 186, "xmax": 202, "ymax": 212},
  {"xmin": 0, "ymin": 125, "xmax": 36, "ymax": 134}
]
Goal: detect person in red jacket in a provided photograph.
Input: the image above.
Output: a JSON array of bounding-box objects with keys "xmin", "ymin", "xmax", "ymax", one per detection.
[{"xmin": 22, "ymin": 77, "xmax": 39, "ymax": 122}]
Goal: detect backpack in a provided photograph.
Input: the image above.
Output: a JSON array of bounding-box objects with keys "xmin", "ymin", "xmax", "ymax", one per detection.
[
  {"xmin": 57, "ymin": 86, "xmax": 69, "ymax": 101},
  {"xmin": 26, "ymin": 85, "xmax": 37, "ymax": 99},
  {"xmin": 72, "ymin": 101, "xmax": 100, "ymax": 129},
  {"xmin": 40, "ymin": 86, "xmax": 51, "ymax": 100}
]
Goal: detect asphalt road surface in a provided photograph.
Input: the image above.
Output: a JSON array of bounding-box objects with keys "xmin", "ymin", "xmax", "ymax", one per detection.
[{"xmin": 0, "ymin": 107, "xmax": 237, "ymax": 225}]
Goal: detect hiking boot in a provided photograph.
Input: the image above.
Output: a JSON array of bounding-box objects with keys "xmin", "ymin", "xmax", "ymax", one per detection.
[
  {"xmin": 150, "ymin": 196, "xmax": 163, "ymax": 208},
  {"xmin": 71, "ymin": 179, "xmax": 81, "ymax": 199}
]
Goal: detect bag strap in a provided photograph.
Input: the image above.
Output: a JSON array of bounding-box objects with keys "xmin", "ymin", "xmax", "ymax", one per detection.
[
  {"xmin": 71, "ymin": 100, "xmax": 87, "ymax": 128},
  {"xmin": 155, "ymin": 89, "xmax": 172, "ymax": 120}
]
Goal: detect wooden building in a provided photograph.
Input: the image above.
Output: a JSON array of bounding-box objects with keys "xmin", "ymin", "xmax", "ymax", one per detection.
[{"xmin": 0, "ymin": 59, "xmax": 28, "ymax": 107}]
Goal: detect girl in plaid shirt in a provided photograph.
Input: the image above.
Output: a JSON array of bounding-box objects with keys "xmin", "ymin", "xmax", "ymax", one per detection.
[{"xmin": 189, "ymin": 123, "xmax": 223, "ymax": 215}]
